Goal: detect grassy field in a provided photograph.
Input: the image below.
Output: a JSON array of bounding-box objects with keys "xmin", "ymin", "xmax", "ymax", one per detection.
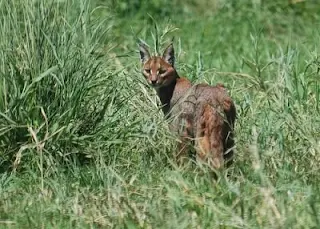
[{"xmin": 0, "ymin": 0, "xmax": 320, "ymax": 228}]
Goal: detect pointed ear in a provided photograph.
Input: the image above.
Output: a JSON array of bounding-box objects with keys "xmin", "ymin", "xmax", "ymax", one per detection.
[
  {"xmin": 162, "ymin": 43, "xmax": 175, "ymax": 66},
  {"xmin": 138, "ymin": 43, "xmax": 151, "ymax": 63}
]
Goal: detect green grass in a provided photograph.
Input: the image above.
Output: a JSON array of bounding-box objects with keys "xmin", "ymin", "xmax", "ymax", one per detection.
[{"xmin": 0, "ymin": 0, "xmax": 320, "ymax": 228}]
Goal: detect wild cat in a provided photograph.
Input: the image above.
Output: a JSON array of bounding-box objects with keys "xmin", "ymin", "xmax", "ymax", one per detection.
[{"xmin": 138, "ymin": 42, "xmax": 236, "ymax": 169}]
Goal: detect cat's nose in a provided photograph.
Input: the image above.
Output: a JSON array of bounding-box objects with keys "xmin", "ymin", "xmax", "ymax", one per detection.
[{"xmin": 151, "ymin": 80, "xmax": 157, "ymax": 85}]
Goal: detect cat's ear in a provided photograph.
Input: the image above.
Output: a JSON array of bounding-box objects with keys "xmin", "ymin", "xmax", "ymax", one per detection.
[
  {"xmin": 138, "ymin": 42, "xmax": 151, "ymax": 63},
  {"xmin": 162, "ymin": 43, "xmax": 175, "ymax": 66}
]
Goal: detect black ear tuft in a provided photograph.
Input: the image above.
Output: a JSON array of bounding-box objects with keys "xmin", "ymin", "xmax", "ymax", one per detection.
[
  {"xmin": 138, "ymin": 42, "xmax": 151, "ymax": 63},
  {"xmin": 162, "ymin": 43, "xmax": 175, "ymax": 66}
]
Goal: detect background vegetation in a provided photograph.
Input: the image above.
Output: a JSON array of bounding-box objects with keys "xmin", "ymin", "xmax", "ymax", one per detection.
[{"xmin": 0, "ymin": 0, "xmax": 319, "ymax": 228}]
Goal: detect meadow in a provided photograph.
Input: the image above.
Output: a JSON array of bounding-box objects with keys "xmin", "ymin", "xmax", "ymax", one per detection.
[{"xmin": 0, "ymin": 0, "xmax": 319, "ymax": 228}]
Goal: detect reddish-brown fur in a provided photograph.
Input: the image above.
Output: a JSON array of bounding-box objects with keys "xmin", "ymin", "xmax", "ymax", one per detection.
[{"xmin": 139, "ymin": 42, "xmax": 236, "ymax": 170}]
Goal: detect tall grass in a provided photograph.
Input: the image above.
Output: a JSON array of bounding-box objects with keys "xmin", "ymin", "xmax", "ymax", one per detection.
[
  {"xmin": 0, "ymin": 0, "xmax": 171, "ymax": 172},
  {"xmin": 0, "ymin": 0, "xmax": 320, "ymax": 228},
  {"xmin": 0, "ymin": 0, "xmax": 107, "ymax": 169}
]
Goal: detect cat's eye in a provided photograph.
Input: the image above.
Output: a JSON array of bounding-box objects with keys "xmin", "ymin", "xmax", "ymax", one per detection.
[
  {"xmin": 145, "ymin": 69, "xmax": 151, "ymax": 74},
  {"xmin": 159, "ymin": 69, "xmax": 166, "ymax": 74}
]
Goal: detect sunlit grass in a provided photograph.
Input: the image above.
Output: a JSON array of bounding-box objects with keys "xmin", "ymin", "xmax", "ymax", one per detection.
[{"xmin": 0, "ymin": 0, "xmax": 319, "ymax": 228}]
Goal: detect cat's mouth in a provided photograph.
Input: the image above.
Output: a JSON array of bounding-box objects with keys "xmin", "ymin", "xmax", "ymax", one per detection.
[{"xmin": 150, "ymin": 83, "xmax": 161, "ymax": 89}]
